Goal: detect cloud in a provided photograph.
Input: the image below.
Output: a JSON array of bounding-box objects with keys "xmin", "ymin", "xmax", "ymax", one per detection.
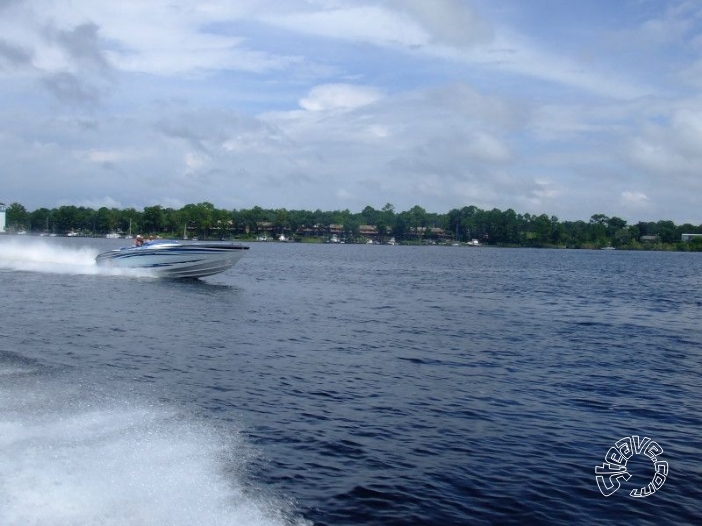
[
  {"xmin": 36, "ymin": 21, "xmax": 116, "ymax": 105},
  {"xmin": 156, "ymin": 109, "xmax": 287, "ymax": 159},
  {"xmin": 0, "ymin": 0, "xmax": 21, "ymax": 10},
  {"xmin": 49, "ymin": 22, "xmax": 112, "ymax": 74},
  {"xmin": 184, "ymin": 151, "xmax": 209, "ymax": 173},
  {"xmin": 299, "ymin": 83, "xmax": 383, "ymax": 111},
  {"xmin": 620, "ymin": 191, "xmax": 649, "ymax": 206},
  {"xmin": 617, "ymin": 190, "xmax": 654, "ymax": 219},
  {"xmin": 90, "ymin": 2, "xmax": 300, "ymax": 76},
  {"xmin": 633, "ymin": 1, "xmax": 702, "ymax": 47},
  {"xmin": 264, "ymin": 4, "xmax": 430, "ymax": 50},
  {"xmin": 69, "ymin": 195, "xmax": 124, "ymax": 210},
  {"xmin": 463, "ymin": 132, "xmax": 512, "ymax": 163},
  {"xmin": 41, "ymin": 71, "xmax": 101, "ymax": 104},
  {"xmin": 0, "ymin": 1, "xmax": 297, "ymax": 80},
  {"xmin": 264, "ymin": 1, "xmax": 646, "ymax": 99},
  {"xmin": 265, "ymin": 0, "xmax": 493, "ymax": 52},
  {"xmin": 0, "ymin": 38, "xmax": 32, "ymax": 69},
  {"xmin": 628, "ymin": 105, "xmax": 702, "ymax": 181},
  {"xmin": 472, "ymin": 31, "xmax": 652, "ymax": 100},
  {"xmin": 387, "ymin": 0, "xmax": 493, "ymax": 48},
  {"xmin": 74, "ymin": 148, "xmax": 140, "ymax": 169},
  {"xmin": 1, "ymin": 1, "xmax": 702, "ymax": 224}
]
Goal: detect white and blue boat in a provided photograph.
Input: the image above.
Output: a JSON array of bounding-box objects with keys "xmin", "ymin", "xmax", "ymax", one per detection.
[{"xmin": 95, "ymin": 239, "xmax": 249, "ymax": 278}]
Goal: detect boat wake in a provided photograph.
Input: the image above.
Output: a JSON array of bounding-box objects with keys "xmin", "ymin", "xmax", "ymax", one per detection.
[
  {"xmin": 0, "ymin": 355, "xmax": 309, "ymax": 526},
  {"xmin": 0, "ymin": 238, "xmax": 153, "ymax": 278}
]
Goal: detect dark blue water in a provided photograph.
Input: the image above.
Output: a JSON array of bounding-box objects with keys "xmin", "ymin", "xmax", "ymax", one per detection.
[{"xmin": 1, "ymin": 237, "xmax": 701, "ymax": 525}]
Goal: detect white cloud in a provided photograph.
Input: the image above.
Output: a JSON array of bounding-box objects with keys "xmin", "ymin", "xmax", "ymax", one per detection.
[
  {"xmin": 265, "ymin": 0, "xmax": 493, "ymax": 51},
  {"xmin": 367, "ymin": 124, "xmax": 389, "ymax": 138},
  {"xmin": 464, "ymin": 132, "xmax": 512, "ymax": 164},
  {"xmin": 71, "ymin": 196, "xmax": 125, "ymax": 210},
  {"xmin": 265, "ymin": 5, "xmax": 429, "ymax": 50},
  {"xmin": 335, "ymin": 187, "xmax": 353, "ymax": 201},
  {"xmin": 184, "ymin": 151, "xmax": 208, "ymax": 172},
  {"xmin": 299, "ymin": 83, "xmax": 383, "ymax": 112},
  {"xmin": 0, "ymin": 0, "xmax": 296, "ymax": 78},
  {"xmin": 472, "ymin": 31, "xmax": 652, "ymax": 100},
  {"xmin": 388, "ymin": 0, "xmax": 492, "ymax": 48},
  {"xmin": 632, "ymin": 1, "xmax": 702, "ymax": 47},
  {"xmin": 620, "ymin": 191, "xmax": 649, "ymax": 206},
  {"xmin": 531, "ymin": 179, "xmax": 560, "ymax": 200},
  {"xmin": 264, "ymin": 1, "xmax": 647, "ymax": 99},
  {"xmin": 77, "ymin": 149, "xmax": 126, "ymax": 164},
  {"xmin": 1, "ymin": 1, "xmax": 701, "ymax": 223},
  {"xmin": 628, "ymin": 105, "xmax": 702, "ymax": 178}
]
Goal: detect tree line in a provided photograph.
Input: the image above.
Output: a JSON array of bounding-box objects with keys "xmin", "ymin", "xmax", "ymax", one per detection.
[{"xmin": 3, "ymin": 201, "xmax": 702, "ymax": 250}]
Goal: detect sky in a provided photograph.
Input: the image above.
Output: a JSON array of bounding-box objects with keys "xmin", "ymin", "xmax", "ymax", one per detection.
[{"xmin": 1, "ymin": 0, "xmax": 702, "ymax": 224}]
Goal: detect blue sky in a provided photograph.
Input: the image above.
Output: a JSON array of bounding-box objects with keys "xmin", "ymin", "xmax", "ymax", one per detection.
[{"xmin": 1, "ymin": 0, "xmax": 701, "ymax": 223}]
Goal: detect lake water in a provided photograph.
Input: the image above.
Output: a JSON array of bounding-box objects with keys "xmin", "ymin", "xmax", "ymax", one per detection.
[{"xmin": 1, "ymin": 237, "xmax": 701, "ymax": 525}]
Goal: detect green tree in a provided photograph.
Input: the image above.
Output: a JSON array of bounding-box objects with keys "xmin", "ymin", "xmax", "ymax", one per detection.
[
  {"xmin": 120, "ymin": 208, "xmax": 141, "ymax": 236},
  {"xmin": 614, "ymin": 227, "xmax": 632, "ymax": 245},
  {"xmin": 7, "ymin": 202, "xmax": 29, "ymax": 231},
  {"xmin": 343, "ymin": 216, "xmax": 360, "ymax": 239},
  {"xmin": 213, "ymin": 208, "xmax": 232, "ymax": 239},
  {"xmin": 501, "ymin": 208, "xmax": 520, "ymax": 245},
  {"xmin": 534, "ymin": 214, "xmax": 552, "ymax": 245},
  {"xmin": 550, "ymin": 216, "xmax": 566, "ymax": 245},
  {"xmin": 143, "ymin": 205, "xmax": 165, "ymax": 235},
  {"xmin": 392, "ymin": 214, "xmax": 408, "ymax": 240},
  {"xmin": 656, "ymin": 220, "xmax": 677, "ymax": 243},
  {"xmin": 606, "ymin": 216, "xmax": 627, "ymax": 237},
  {"xmin": 274, "ymin": 208, "xmax": 289, "ymax": 235},
  {"xmin": 240, "ymin": 206, "xmax": 264, "ymax": 236},
  {"xmin": 163, "ymin": 207, "xmax": 180, "ymax": 237},
  {"xmin": 53, "ymin": 205, "xmax": 80, "ymax": 234},
  {"xmin": 381, "ymin": 203, "xmax": 395, "ymax": 215},
  {"xmin": 94, "ymin": 207, "xmax": 121, "ymax": 235},
  {"xmin": 406, "ymin": 205, "xmax": 427, "ymax": 240},
  {"xmin": 29, "ymin": 207, "xmax": 52, "ymax": 233},
  {"xmin": 589, "ymin": 214, "xmax": 608, "ymax": 245},
  {"xmin": 361, "ymin": 205, "xmax": 378, "ymax": 226}
]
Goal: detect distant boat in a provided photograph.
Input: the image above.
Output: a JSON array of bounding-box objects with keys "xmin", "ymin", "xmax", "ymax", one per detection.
[
  {"xmin": 467, "ymin": 239, "xmax": 481, "ymax": 246},
  {"xmin": 106, "ymin": 232, "xmax": 120, "ymax": 239},
  {"xmin": 600, "ymin": 246, "xmax": 616, "ymax": 250}
]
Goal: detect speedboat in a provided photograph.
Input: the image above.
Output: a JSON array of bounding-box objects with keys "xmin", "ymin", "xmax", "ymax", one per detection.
[{"xmin": 95, "ymin": 240, "xmax": 249, "ymax": 278}]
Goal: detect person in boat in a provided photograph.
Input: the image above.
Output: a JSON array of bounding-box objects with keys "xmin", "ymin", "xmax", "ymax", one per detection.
[{"xmin": 134, "ymin": 235, "xmax": 144, "ymax": 247}]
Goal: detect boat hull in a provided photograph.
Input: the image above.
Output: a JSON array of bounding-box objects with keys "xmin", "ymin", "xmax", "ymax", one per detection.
[{"xmin": 95, "ymin": 241, "xmax": 249, "ymax": 278}]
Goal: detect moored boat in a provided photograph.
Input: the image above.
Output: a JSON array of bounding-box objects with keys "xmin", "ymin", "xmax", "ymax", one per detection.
[{"xmin": 95, "ymin": 239, "xmax": 249, "ymax": 278}]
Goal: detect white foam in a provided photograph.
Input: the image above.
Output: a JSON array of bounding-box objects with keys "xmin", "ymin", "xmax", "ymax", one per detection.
[
  {"xmin": 0, "ymin": 238, "xmax": 154, "ymax": 278},
  {"xmin": 0, "ymin": 378, "xmax": 309, "ymax": 526}
]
